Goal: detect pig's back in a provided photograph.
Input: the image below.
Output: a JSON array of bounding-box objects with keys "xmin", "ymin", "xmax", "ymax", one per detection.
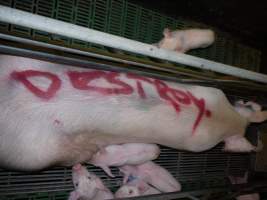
[{"xmin": 0, "ymin": 55, "xmax": 248, "ymax": 170}]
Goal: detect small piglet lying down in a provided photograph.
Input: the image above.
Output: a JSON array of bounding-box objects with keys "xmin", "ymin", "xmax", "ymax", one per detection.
[
  {"xmin": 115, "ymin": 161, "xmax": 181, "ymax": 198},
  {"xmin": 155, "ymin": 28, "xmax": 215, "ymax": 53},
  {"xmin": 89, "ymin": 143, "xmax": 160, "ymax": 177},
  {"xmin": 1, "ymin": 55, "xmax": 267, "ymax": 171},
  {"xmin": 114, "ymin": 176, "xmax": 161, "ymax": 198},
  {"xmin": 229, "ymin": 172, "xmax": 260, "ymax": 200},
  {"xmin": 69, "ymin": 164, "xmax": 114, "ymax": 200}
]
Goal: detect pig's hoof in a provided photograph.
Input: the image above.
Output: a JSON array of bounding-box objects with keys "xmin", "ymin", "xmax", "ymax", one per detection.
[{"xmin": 223, "ymin": 135, "xmax": 257, "ymax": 152}]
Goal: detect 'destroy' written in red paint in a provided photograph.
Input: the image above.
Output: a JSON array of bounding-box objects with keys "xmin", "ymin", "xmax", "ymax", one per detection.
[{"xmin": 10, "ymin": 69, "xmax": 211, "ymax": 133}]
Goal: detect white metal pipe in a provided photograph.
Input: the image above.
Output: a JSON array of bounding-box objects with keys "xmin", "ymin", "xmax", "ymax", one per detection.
[{"xmin": 0, "ymin": 5, "xmax": 266, "ymax": 83}]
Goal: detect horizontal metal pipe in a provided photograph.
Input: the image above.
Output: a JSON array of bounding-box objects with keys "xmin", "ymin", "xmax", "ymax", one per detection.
[{"xmin": 0, "ymin": 6, "xmax": 266, "ymax": 83}]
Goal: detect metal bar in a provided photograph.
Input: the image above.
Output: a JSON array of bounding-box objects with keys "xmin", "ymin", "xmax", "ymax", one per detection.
[
  {"xmin": 0, "ymin": 33, "xmax": 212, "ymax": 81},
  {"xmin": 1, "ymin": 32, "xmax": 267, "ymax": 93},
  {"xmin": 0, "ymin": 43, "xmax": 201, "ymax": 84},
  {"xmin": 1, "ymin": 41, "xmax": 267, "ymax": 99},
  {"xmin": 114, "ymin": 188, "xmax": 227, "ymax": 200},
  {"xmin": 0, "ymin": 6, "xmax": 267, "ymax": 83}
]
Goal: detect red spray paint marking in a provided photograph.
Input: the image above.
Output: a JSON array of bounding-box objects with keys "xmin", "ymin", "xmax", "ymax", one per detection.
[
  {"xmin": 68, "ymin": 71, "xmax": 133, "ymax": 95},
  {"xmin": 128, "ymin": 73, "xmax": 211, "ymax": 134},
  {"xmin": 205, "ymin": 110, "xmax": 211, "ymax": 117},
  {"xmin": 11, "ymin": 69, "xmax": 211, "ymax": 133},
  {"xmin": 154, "ymin": 80, "xmax": 211, "ymax": 134},
  {"xmin": 187, "ymin": 91, "xmax": 211, "ymax": 133},
  {"xmin": 153, "ymin": 79, "xmax": 181, "ymax": 112},
  {"xmin": 127, "ymin": 73, "xmax": 153, "ymax": 99},
  {"xmin": 136, "ymin": 81, "xmax": 146, "ymax": 99},
  {"xmin": 10, "ymin": 70, "xmax": 61, "ymax": 100}
]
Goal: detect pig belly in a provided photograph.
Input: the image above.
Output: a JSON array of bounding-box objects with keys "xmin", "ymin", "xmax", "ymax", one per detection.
[{"xmin": 0, "ymin": 55, "xmax": 247, "ymax": 170}]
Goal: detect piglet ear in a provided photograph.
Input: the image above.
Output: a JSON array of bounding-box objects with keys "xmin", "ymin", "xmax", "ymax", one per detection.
[
  {"xmin": 163, "ymin": 28, "xmax": 171, "ymax": 38},
  {"xmin": 68, "ymin": 191, "xmax": 80, "ymax": 200}
]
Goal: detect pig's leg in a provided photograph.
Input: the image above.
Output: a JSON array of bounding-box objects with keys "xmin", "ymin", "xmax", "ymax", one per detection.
[
  {"xmin": 248, "ymin": 111, "xmax": 267, "ymax": 123},
  {"xmin": 244, "ymin": 101, "xmax": 262, "ymax": 111},
  {"xmin": 119, "ymin": 167, "xmax": 132, "ymax": 184},
  {"xmin": 99, "ymin": 165, "xmax": 115, "ymax": 177},
  {"xmin": 224, "ymin": 135, "xmax": 262, "ymax": 152},
  {"xmin": 56, "ymin": 133, "xmax": 99, "ymax": 167}
]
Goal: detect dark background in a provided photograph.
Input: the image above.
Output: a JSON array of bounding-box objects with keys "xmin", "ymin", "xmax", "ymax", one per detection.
[{"xmin": 129, "ymin": 0, "xmax": 267, "ymax": 74}]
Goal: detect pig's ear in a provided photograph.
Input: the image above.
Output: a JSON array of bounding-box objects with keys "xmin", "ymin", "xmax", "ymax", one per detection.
[{"xmin": 163, "ymin": 28, "xmax": 171, "ymax": 38}]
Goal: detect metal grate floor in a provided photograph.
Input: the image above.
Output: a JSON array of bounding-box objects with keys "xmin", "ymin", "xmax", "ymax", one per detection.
[{"xmin": 0, "ymin": 143, "xmax": 251, "ymax": 199}]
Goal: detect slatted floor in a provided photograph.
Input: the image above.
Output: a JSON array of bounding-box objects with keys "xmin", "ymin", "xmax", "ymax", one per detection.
[{"xmin": 0, "ymin": 143, "xmax": 251, "ymax": 199}]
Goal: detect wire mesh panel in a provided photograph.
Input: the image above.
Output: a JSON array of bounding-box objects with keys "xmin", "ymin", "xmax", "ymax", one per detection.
[
  {"xmin": 53, "ymin": 0, "xmax": 75, "ymax": 44},
  {"xmin": 107, "ymin": 0, "xmax": 125, "ymax": 36},
  {"xmin": 11, "ymin": 0, "xmax": 35, "ymax": 37},
  {"xmin": 0, "ymin": 0, "xmax": 262, "ymax": 72},
  {"xmin": 34, "ymin": 0, "xmax": 56, "ymax": 41},
  {"xmin": 72, "ymin": 0, "xmax": 93, "ymax": 47},
  {"xmin": 0, "ymin": 0, "xmax": 12, "ymax": 31}
]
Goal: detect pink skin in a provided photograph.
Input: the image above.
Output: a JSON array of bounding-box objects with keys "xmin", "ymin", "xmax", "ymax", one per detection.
[
  {"xmin": 119, "ymin": 161, "xmax": 181, "ymax": 193},
  {"xmin": 92, "ymin": 190, "xmax": 114, "ymax": 200},
  {"xmin": 2, "ymin": 55, "xmax": 267, "ymax": 172},
  {"xmin": 115, "ymin": 178, "xmax": 161, "ymax": 198},
  {"xmin": 224, "ymin": 101, "xmax": 265, "ymax": 153},
  {"xmin": 229, "ymin": 172, "xmax": 260, "ymax": 200},
  {"xmin": 69, "ymin": 164, "xmax": 113, "ymax": 200},
  {"xmin": 156, "ymin": 28, "xmax": 215, "ymax": 53},
  {"xmin": 89, "ymin": 143, "xmax": 160, "ymax": 177}
]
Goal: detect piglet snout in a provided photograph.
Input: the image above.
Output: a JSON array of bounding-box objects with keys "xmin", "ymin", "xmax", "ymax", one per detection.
[{"xmin": 73, "ymin": 163, "xmax": 82, "ymax": 171}]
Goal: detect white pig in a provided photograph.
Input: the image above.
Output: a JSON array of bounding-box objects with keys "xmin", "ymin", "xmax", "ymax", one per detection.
[
  {"xmin": 92, "ymin": 190, "xmax": 114, "ymax": 200},
  {"xmin": 119, "ymin": 161, "xmax": 181, "ymax": 192},
  {"xmin": 89, "ymin": 143, "xmax": 160, "ymax": 177},
  {"xmin": 156, "ymin": 28, "xmax": 215, "ymax": 53},
  {"xmin": 115, "ymin": 177, "xmax": 161, "ymax": 198},
  {"xmin": 69, "ymin": 163, "xmax": 113, "ymax": 200},
  {"xmin": 0, "ymin": 55, "xmax": 266, "ymax": 171},
  {"xmin": 229, "ymin": 172, "xmax": 260, "ymax": 200}
]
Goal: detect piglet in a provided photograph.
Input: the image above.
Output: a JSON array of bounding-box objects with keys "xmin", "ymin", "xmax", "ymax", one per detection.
[
  {"xmin": 115, "ymin": 176, "xmax": 161, "ymax": 198},
  {"xmin": 93, "ymin": 190, "xmax": 114, "ymax": 200},
  {"xmin": 156, "ymin": 28, "xmax": 215, "ymax": 53},
  {"xmin": 89, "ymin": 143, "xmax": 160, "ymax": 177},
  {"xmin": 119, "ymin": 161, "xmax": 181, "ymax": 193},
  {"xmin": 229, "ymin": 172, "xmax": 260, "ymax": 200},
  {"xmin": 69, "ymin": 163, "xmax": 113, "ymax": 200}
]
